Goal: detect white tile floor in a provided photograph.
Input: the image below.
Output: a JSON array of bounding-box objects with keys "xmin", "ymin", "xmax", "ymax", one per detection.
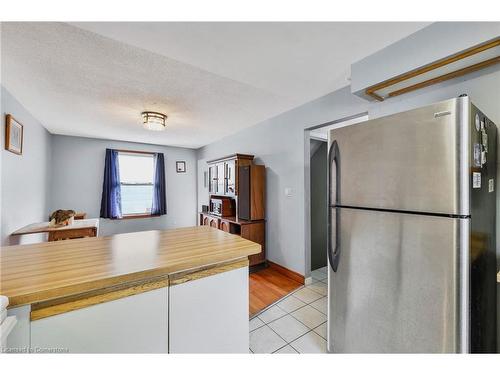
[{"xmin": 249, "ymin": 266, "xmax": 328, "ymax": 354}]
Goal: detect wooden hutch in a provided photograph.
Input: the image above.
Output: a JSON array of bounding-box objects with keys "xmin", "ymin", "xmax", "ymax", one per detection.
[{"xmin": 199, "ymin": 154, "xmax": 266, "ymax": 266}]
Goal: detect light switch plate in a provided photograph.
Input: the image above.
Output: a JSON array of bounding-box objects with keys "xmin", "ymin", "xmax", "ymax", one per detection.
[
  {"xmin": 284, "ymin": 187, "xmax": 293, "ymax": 197},
  {"xmin": 472, "ymin": 172, "xmax": 481, "ymax": 189}
]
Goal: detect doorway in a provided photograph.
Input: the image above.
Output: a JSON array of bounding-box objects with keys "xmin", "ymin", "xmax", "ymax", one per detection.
[
  {"xmin": 304, "ymin": 113, "xmax": 369, "ymax": 281},
  {"xmin": 310, "ymin": 139, "xmax": 328, "ymax": 272}
]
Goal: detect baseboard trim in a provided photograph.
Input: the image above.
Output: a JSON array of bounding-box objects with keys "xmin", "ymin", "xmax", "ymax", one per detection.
[
  {"xmin": 267, "ymin": 261, "xmax": 305, "ymax": 284},
  {"xmin": 249, "ymin": 262, "xmax": 268, "ymax": 274}
]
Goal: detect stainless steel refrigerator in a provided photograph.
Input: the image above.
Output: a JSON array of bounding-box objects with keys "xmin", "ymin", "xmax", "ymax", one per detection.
[{"xmin": 327, "ymin": 96, "xmax": 497, "ymax": 353}]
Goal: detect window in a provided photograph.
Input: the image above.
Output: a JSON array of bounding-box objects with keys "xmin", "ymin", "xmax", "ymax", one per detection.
[{"xmin": 118, "ymin": 152, "xmax": 155, "ymax": 216}]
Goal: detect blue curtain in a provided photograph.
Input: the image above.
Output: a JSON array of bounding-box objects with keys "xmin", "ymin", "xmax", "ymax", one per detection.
[
  {"xmin": 151, "ymin": 153, "xmax": 167, "ymax": 215},
  {"xmin": 100, "ymin": 149, "xmax": 122, "ymax": 219}
]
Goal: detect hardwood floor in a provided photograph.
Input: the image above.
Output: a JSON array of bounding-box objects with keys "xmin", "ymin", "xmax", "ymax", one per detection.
[{"xmin": 249, "ymin": 267, "xmax": 303, "ymax": 316}]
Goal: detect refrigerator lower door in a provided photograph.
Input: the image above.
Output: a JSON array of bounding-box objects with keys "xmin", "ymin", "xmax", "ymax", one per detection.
[{"xmin": 328, "ymin": 207, "xmax": 469, "ymax": 353}]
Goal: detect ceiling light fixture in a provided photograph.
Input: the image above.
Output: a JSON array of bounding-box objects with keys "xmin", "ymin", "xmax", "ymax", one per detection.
[{"xmin": 142, "ymin": 111, "xmax": 167, "ymax": 131}]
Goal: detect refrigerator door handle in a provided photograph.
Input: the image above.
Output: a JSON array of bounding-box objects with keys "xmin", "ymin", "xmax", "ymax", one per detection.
[{"xmin": 328, "ymin": 140, "xmax": 341, "ymax": 272}]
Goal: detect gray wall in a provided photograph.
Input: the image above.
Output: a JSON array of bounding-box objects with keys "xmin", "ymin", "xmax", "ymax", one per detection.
[
  {"xmin": 50, "ymin": 135, "xmax": 197, "ymax": 237},
  {"xmin": 196, "ymin": 86, "xmax": 369, "ymax": 274},
  {"xmin": 197, "ymin": 66, "xmax": 500, "ymax": 275},
  {"xmin": 1, "ymin": 85, "xmax": 198, "ymax": 244},
  {"xmin": 310, "ymin": 140, "xmax": 327, "ymax": 271},
  {"xmin": 351, "ymin": 22, "xmax": 500, "ymax": 97},
  {"xmin": 1, "ymin": 87, "xmax": 52, "ymax": 245}
]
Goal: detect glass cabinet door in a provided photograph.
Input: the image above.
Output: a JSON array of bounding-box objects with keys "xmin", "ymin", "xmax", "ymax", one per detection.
[
  {"xmin": 217, "ymin": 163, "xmax": 225, "ymax": 193},
  {"xmin": 209, "ymin": 165, "xmax": 218, "ymax": 193},
  {"xmin": 225, "ymin": 160, "xmax": 236, "ymax": 195}
]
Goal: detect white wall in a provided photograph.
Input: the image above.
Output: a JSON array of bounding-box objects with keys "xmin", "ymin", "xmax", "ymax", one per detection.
[
  {"xmin": 197, "ymin": 65, "xmax": 500, "ymax": 276},
  {"xmin": 1, "ymin": 87, "xmax": 52, "ymax": 245},
  {"xmin": 50, "ymin": 135, "xmax": 197, "ymax": 237}
]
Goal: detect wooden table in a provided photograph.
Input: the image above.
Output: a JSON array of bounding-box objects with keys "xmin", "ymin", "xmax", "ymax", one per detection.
[
  {"xmin": 11, "ymin": 218, "xmax": 99, "ymax": 241},
  {"xmin": 74, "ymin": 212, "xmax": 87, "ymax": 220}
]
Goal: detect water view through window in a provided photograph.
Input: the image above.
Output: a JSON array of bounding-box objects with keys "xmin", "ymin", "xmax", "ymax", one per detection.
[{"xmin": 118, "ymin": 152, "xmax": 155, "ymax": 215}]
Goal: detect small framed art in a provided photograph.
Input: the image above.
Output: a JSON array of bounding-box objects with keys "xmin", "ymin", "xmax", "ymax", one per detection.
[
  {"xmin": 5, "ymin": 114, "xmax": 24, "ymax": 155},
  {"xmin": 176, "ymin": 161, "xmax": 186, "ymax": 173}
]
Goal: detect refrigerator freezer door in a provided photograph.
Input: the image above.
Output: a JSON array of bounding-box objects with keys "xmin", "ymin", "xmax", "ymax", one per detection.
[
  {"xmin": 327, "ymin": 207, "xmax": 469, "ymax": 353},
  {"xmin": 328, "ymin": 97, "xmax": 470, "ymax": 215}
]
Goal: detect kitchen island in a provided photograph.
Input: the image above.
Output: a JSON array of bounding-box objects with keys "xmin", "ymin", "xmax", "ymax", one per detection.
[{"xmin": 1, "ymin": 226, "xmax": 260, "ymax": 353}]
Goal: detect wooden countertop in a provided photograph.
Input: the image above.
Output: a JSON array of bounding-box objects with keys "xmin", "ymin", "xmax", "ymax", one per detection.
[{"xmin": 0, "ymin": 226, "xmax": 261, "ymax": 307}]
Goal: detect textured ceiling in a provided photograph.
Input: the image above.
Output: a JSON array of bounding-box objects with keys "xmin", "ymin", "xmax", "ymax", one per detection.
[{"xmin": 1, "ymin": 22, "xmax": 429, "ymax": 148}]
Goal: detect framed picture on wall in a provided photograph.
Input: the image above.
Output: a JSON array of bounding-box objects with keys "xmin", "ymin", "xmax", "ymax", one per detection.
[
  {"xmin": 176, "ymin": 161, "xmax": 186, "ymax": 173},
  {"xmin": 5, "ymin": 114, "xmax": 24, "ymax": 155}
]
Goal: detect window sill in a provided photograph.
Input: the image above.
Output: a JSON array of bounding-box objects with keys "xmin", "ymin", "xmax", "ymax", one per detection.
[{"xmin": 114, "ymin": 214, "xmax": 160, "ymax": 220}]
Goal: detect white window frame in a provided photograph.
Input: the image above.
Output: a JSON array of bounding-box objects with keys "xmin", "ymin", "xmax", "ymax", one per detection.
[{"xmin": 117, "ymin": 150, "xmax": 156, "ymax": 218}]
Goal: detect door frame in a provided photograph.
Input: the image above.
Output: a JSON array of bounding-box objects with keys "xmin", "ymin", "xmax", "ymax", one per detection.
[{"xmin": 303, "ymin": 112, "xmax": 368, "ymax": 281}]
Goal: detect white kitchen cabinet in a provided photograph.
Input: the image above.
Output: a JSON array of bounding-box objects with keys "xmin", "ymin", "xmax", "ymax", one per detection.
[
  {"xmin": 5, "ymin": 305, "xmax": 30, "ymax": 352},
  {"xmin": 5, "ymin": 265, "xmax": 250, "ymax": 353},
  {"xmin": 169, "ymin": 266, "xmax": 249, "ymax": 353},
  {"xmin": 30, "ymin": 286, "xmax": 168, "ymax": 353}
]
